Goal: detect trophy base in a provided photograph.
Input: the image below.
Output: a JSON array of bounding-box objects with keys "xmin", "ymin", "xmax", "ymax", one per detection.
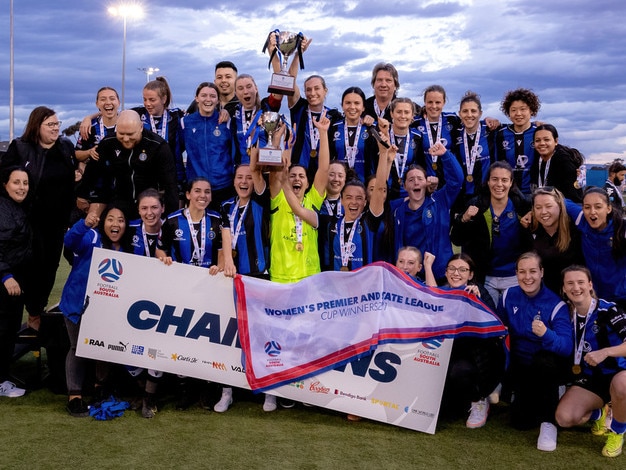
[
  {"xmin": 268, "ymin": 73, "xmax": 296, "ymax": 96},
  {"xmin": 258, "ymin": 147, "xmax": 283, "ymax": 167}
]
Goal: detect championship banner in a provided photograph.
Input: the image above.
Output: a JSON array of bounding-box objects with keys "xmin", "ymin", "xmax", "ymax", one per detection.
[
  {"xmin": 77, "ymin": 249, "xmax": 504, "ymax": 433},
  {"xmin": 235, "ymin": 262, "xmax": 506, "ymax": 391}
]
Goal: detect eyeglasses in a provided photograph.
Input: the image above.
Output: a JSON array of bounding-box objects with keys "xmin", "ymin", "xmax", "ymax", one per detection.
[
  {"xmin": 492, "ymin": 216, "xmax": 500, "ymax": 236},
  {"xmin": 446, "ymin": 266, "xmax": 470, "ymax": 274},
  {"xmin": 44, "ymin": 121, "xmax": 62, "ymax": 128}
]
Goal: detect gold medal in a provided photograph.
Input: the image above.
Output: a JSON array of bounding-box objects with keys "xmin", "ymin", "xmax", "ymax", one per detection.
[
  {"xmin": 295, "ymin": 242, "xmax": 304, "ymax": 251},
  {"xmin": 231, "ymin": 249, "xmax": 237, "ymax": 259},
  {"xmin": 398, "ymin": 177, "xmax": 403, "ymax": 186},
  {"xmin": 310, "ymin": 150, "xmax": 317, "ymax": 158},
  {"xmin": 574, "ymin": 181, "xmax": 580, "ymax": 189},
  {"xmin": 572, "ymin": 364, "xmax": 582, "ymax": 375},
  {"xmin": 246, "ymin": 148, "xmax": 251, "ymax": 156},
  {"xmin": 432, "ymin": 162, "xmax": 438, "ymax": 170},
  {"xmin": 466, "ymin": 175, "xmax": 473, "ymax": 183},
  {"xmin": 340, "ymin": 266, "xmax": 350, "ymax": 272}
]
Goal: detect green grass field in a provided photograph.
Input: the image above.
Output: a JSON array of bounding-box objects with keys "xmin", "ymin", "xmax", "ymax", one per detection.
[{"xmin": 1, "ymin": 262, "xmax": 623, "ymax": 469}]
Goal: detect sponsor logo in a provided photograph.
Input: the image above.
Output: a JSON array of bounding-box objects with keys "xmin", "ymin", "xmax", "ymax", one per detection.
[
  {"xmin": 211, "ymin": 361, "xmax": 226, "ymax": 371},
  {"xmin": 230, "ymin": 365, "xmax": 246, "ymax": 373},
  {"xmin": 370, "ymin": 397, "xmax": 399, "ymax": 410},
  {"xmin": 421, "ymin": 338, "xmax": 443, "ymax": 350},
  {"xmin": 170, "ymin": 353, "xmax": 197, "ymax": 363},
  {"xmin": 404, "ymin": 406, "xmax": 434, "ymax": 418},
  {"xmin": 333, "ymin": 389, "xmax": 367, "ymax": 401},
  {"xmin": 264, "ymin": 340, "xmax": 282, "ymax": 357},
  {"xmin": 84, "ymin": 338, "xmax": 104, "ymax": 347},
  {"xmin": 108, "ymin": 341, "xmax": 128, "ymax": 352},
  {"xmin": 309, "ymin": 381, "xmax": 330, "ymax": 394},
  {"xmin": 98, "ymin": 258, "xmax": 123, "ymax": 282},
  {"xmin": 413, "ymin": 349, "xmax": 441, "ymax": 367},
  {"xmin": 131, "ymin": 345, "xmax": 144, "ymax": 355},
  {"xmin": 147, "ymin": 348, "xmax": 168, "ymax": 360},
  {"xmin": 288, "ymin": 381, "xmax": 304, "ymax": 389}
]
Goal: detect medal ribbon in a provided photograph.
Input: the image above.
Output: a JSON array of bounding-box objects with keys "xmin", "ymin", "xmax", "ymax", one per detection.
[
  {"xmin": 340, "ymin": 215, "xmax": 361, "ymax": 268},
  {"xmin": 307, "ymin": 108, "xmax": 320, "ymax": 153},
  {"xmin": 390, "ymin": 128, "xmax": 409, "ymax": 183},
  {"xmin": 184, "ymin": 208, "xmax": 206, "ymax": 266},
  {"xmin": 344, "ymin": 120, "xmax": 362, "ymax": 169},
  {"xmin": 425, "ymin": 115, "xmax": 442, "ymax": 164},
  {"xmin": 229, "ymin": 199, "xmax": 249, "ymax": 250},
  {"xmin": 463, "ymin": 125, "xmax": 482, "ymax": 178},
  {"xmin": 573, "ymin": 298, "xmax": 596, "ymax": 369},
  {"xmin": 149, "ymin": 109, "xmax": 168, "ymax": 139},
  {"xmin": 141, "ymin": 223, "xmax": 161, "ymax": 258}
]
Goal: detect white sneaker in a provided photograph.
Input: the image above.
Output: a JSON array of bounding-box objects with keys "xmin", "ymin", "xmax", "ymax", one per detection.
[
  {"xmin": 263, "ymin": 394, "xmax": 277, "ymax": 412},
  {"xmin": 0, "ymin": 380, "xmax": 25, "ymax": 398},
  {"xmin": 466, "ymin": 399, "xmax": 489, "ymax": 428},
  {"xmin": 537, "ymin": 422, "xmax": 557, "ymax": 451},
  {"xmin": 488, "ymin": 383, "xmax": 502, "ymax": 404},
  {"xmin": 213, "ymin": 387, "xmax": 233, "ymax": 413}
]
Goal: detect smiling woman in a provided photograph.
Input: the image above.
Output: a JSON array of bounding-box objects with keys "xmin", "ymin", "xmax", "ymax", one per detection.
[{"xmin": 0, "ymin": 106, "xmax": 76, "ymax": 334}]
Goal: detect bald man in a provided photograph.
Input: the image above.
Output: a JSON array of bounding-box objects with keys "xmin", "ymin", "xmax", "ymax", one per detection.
[{"xmin": 77, "ymin": 110, "xmax": 179, "ymax": 216}]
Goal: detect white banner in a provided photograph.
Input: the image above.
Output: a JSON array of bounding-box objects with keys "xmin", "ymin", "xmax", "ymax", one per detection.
[{"xmin": 76, "ymin": 248, "xmax": 505, "ymax": 433}]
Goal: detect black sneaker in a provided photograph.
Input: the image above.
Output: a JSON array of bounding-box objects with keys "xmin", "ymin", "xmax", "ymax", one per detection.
[
  {"xmin": 67, "ymin": 397, "xmax": 90, "ymax": 418},
  {"xmin": 279, "ymin": 398, "xmax": 295, "ymax": 409}
]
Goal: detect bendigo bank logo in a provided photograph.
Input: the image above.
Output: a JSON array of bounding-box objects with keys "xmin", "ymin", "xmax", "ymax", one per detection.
[{"xmin": 98, "ymin": 258, "xmax": 124, "ymax": 282}]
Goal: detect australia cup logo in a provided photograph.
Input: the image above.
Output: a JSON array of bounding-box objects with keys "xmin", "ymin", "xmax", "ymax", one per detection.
[
  {"xmin": 264, "ymin": 340, "xmax": 282, "ymax": 357},
  {"xmin": 98, "ymin": 258, "xmax": 124, "ymax": 282}
]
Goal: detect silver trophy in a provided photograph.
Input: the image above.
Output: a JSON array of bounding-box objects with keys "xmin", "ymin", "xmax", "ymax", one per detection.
[
  {"xmin": 258, "ymin": 112, "xmax": 283, "ymax": 166},
  {"xmin": 264, "ymin": 30, "xmax": 304, "ymax": 96}
]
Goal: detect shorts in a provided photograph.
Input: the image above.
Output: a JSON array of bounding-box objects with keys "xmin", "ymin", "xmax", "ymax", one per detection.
[{"xmin": 574, "ymin": 371, "xmax": 619, "ymax": 404}]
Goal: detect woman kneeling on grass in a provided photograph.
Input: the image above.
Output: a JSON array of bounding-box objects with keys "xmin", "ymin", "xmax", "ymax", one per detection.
[{"xmin": 556, "ymin": 265, "xmax": 626, "ymax": 458}]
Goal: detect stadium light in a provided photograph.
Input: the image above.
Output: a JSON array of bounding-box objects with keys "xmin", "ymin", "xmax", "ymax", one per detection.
[{"xmin": 108, "ymin": 3, "xmax": 144, "ymax": 109}]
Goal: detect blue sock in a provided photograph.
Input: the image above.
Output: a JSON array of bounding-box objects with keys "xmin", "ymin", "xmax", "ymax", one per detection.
[
  {"xmin": 590, "ymin": 408, "xmax": 602, "ymax": 421},
  {"xmin": 610, "ymin": 417, "xmax": 626, "ymax": 435}
]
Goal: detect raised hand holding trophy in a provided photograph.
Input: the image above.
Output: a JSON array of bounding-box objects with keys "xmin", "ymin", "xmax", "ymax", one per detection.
[
  {"xmin": 262, "ymin": 29, "xmax": 305, "ymax": 96},
  {"xmin": 258, "ymin": 112, "xmax": 284, "ymax": 166}
]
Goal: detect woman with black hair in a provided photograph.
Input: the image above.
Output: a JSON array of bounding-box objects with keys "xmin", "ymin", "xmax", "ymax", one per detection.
[
  {"xmin": 531, "ymin": 124, "xmax": 583, "ymax": 202},
  {"xmin": 424, "ymin": 252, "xmax": 503, "ymax": 429},
  {"xmin": 60, "ymin": 204, "xmax": 131, "ymax": 417},
  {"xmin": 567, "ymin": 187, "xmax": 626, "ymax": 308}
]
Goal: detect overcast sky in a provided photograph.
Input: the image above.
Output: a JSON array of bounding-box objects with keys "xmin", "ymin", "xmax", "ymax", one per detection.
[{"xmin": 1, "ymin": 0, "xmax": 625, "ymax": 163}]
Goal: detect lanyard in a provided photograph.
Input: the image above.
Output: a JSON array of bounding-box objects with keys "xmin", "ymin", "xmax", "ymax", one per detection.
[
  {"xmin": 425, "ymin": 115, "xmax": 442, "ymax": 164},
  {"xmin": 463, "ymin": 125, "xmax": 482, "ymax": 177},
  {"xmin": 344, "ymin": 120, "xmax": 362, "ymax": 169},
  {"xmin": 539, "ymin": 157, "xmax": 552, "ymax": 187},
  {"xmin": 390, "ymin": 128, "xmax": 409, "ymax": 182},
  {"xmin": 149, "ymin": 109, "xmax": 168, "ymax": 139},
  {"xmin": 324, "ymin": 198, "xmax": 343, "ymax": 218},
  {"xmin": 184, "ymin": 208, "xmax": 206, "ymax": 266},
  {"xmin": 573, "ymin": 299, "xmax": 596, "ymax": 367},
  {"xmin": 241, "ymin": 107, "xmax": 256, "ymax": 152},
  {"xmin": 141, "ymin": 223, "xmax": 161, "ymax": 258},
  {"xmin": 307, "ymin": 108, "xmax": 320, "ymax": 153},
  {"xmin": 340, "ymin": 215, "xmax": 361, "ymax": 268},
  {"xmin": 373, "ymin": 100, "xmax": 385, "ymax": 118},
  {"xmin": 229, "ymin": 199, "xmax": 249, "ymax": 250}
]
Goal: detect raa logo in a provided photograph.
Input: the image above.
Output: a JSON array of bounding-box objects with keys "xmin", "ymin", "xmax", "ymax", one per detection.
[{"xmin": 98, "ymin": 258, "xmax": 123, "ymax": 282}]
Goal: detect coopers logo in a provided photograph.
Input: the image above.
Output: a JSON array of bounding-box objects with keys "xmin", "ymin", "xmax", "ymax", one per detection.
[{"xmin": 98, "ymin": 258, "xmax": 124, "ymax": 282}]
